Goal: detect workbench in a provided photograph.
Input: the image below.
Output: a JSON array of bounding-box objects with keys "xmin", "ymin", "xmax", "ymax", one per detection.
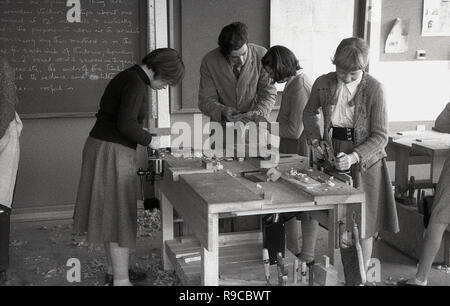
[
  {"xmin": 388, "ymin": 130, "xmax": 450, "ymax": 202},
  {"xmin": 156, "ymin": 153, "xmax": 365, "ymax": 286}
]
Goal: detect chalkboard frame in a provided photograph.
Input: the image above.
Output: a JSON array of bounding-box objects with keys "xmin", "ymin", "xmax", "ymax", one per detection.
[{"xmin": 1, "ymin": 0, "xmax": 149, "ymax": 119}]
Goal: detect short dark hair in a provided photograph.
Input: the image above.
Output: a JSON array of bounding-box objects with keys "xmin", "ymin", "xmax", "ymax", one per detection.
[
  {"xmin": 218, "ymin": 22, "xmax": 248, "ymax": 56},
  {"xmin": 332, "ymin": 37, "xmax": 369, "ymax": 72},
  {"xmin": 142, "ymin": 48, "xmax": 185, "ymax": 85},
  {"xmin": 262, "ymin": 45, "xmax": 301, "ymax": 82}
]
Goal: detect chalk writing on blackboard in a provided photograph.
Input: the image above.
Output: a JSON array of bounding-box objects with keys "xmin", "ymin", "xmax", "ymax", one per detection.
[{"xmin": 0, "ymin": 0, "xmax": 141, "ymax": 114}]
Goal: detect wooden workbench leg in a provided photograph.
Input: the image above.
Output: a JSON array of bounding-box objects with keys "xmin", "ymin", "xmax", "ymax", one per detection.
[
  {"xmin": 328, "ymin": 208, "xmax": 338, "ymax": 266},
  {"xmin": 359, "ymin": 200, "xmax": 366, "ymax": 240},
  {"xmin": 444, "ymin": 231, "xmax": 450, "ymax": 267},
  {"xmin": 431, "ymin": 155, "xmax": 445, "ymax": 186},
  {"xmin": 201, "ymin": 214, "xmax": 219, "ymax": 286},
  {"xmin": 394, "ymin": 147, "xmax": 410, "ymax": 198},
  {"xmin": 161, "ymin": 193, "xmax": 174, "ymax": 271}
]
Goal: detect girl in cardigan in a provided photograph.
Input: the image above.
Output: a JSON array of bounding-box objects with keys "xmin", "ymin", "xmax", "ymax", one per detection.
[
  {"xmin": 262, "ymin": 46, "xmax": 318, "ymax": 265},
  {"xmin": 0, "ymin": 58, "xmax": 23, "ymax": 285},
  {"xmin": 303, "ymin": 38, "xmax": 399, "ymax": 276}
]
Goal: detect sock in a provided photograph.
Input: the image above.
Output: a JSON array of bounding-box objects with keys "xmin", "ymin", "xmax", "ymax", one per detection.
[
  {"xmin": 413, "ymin": 277, "xmax": 427, "ymax": 286},
  {"xmin": 113, "ymin": 278, "xmax": 133, "ymax": 286}
]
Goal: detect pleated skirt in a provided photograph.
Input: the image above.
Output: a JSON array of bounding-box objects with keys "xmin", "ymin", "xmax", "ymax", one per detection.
[
  {"xmin": 333, "ymin": 139, "xmax": 400, "ymax": 237},
  {"xmin": 73, "ymin": 137, "xmax": 138, "ymax": 248},
  {"xmin": 430, "ymin": 153, "xmax": 450, "ymax": 225}
]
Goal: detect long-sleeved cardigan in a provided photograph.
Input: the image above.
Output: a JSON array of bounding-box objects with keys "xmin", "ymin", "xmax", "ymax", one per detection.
[
  {"xmin": 303, "ymin": 71, "xmax": 399, "ymax": 236},
  {"xmin": 198, "ymin": 44, "xmax": 277, "ymax": 122},
  {"xmin": 277, "ymin": 72, "xmax": 312, "ymax": 156}
]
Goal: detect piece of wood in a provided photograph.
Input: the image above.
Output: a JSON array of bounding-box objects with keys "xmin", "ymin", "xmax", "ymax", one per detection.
[
  {"xmin": 280, "ymin": 171, "xmax": 364, "ymax": 206},
  {"xmin": 444, "ymin": 230, "xmax": 450, "ymax": 266},
  {"xmin": 168, "ymin": 167, "xmax": 214, "ymax": 181},
  {"xmin": 161, "ymin": 193, "xmax": 174, "ymax": 271},
  {"xmin": 184, "ymin": 255, "xmax": 201, "ymax": 263},
  {"xmin": 313, "ymin": 255, "xmax": 339, "ymax": 286},
  {"xmin": 161, "ymin": 173, "xmax": 211, "ymax": 250},
  {"xmin": 202, "ymin": 159, "xmax": 214, "ymax": 170},
  {"xmin": 201, "ymin": 214, "xmax": 219, "ymax": 286}
]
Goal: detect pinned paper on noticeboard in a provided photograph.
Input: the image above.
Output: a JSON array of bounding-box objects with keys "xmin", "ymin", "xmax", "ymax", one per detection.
[
  {"xmin": 422, "ymin": 0, "xmax": 450, "ymax": 36},
  {"xmin": 385, "ymin": 18, "xmax": 410, "ymax": 54}
]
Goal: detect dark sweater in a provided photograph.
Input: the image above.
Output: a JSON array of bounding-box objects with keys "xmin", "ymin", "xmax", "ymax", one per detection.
[{"xmin": 90, "ymin": 65, "xmax": 152, "ymax": 149}]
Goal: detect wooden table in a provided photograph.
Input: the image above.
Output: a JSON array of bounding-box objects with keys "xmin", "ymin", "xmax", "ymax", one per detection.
[
  {"xmin": 156, "ymin": 154, "xmax": 365, "ymax": 286},
  {"xmin": 388, "ymin": 130, "xmax": 450, "ymax": 199}
]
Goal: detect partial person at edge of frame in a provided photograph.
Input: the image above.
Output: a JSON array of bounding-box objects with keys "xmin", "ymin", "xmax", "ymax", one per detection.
[
  {"xmin": 73, "ymin": 48, "xmax": 185, "ymax": 286},
  {"xmin": 398, "ymin": 103, "xmax": 450, "ymax": 286},
  {"xmin": 261, "ymin": 45, "xmax": 319, "ymax": 269},
  {"xmin": 0, "ymin": 58, "xmax": 23, "ymax": 286},
  {"xmin": 302, "ymin": 37, "xmax": 400, "ymax": 281}
]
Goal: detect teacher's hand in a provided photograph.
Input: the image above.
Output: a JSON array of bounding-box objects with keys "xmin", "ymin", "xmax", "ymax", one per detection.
[{"xmin": 222, "ymin": 107, "xmax": 243, "ymax": 122}]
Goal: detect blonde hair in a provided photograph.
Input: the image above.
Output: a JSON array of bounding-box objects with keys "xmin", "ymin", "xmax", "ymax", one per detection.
[{"xmin": 332, "ymin": 37, "xmax": 369, "ymax": 72}]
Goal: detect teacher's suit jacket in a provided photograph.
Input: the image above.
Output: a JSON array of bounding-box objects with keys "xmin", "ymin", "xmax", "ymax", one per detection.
[{"xmin": 198, "ymin": 43, "xmax": 277, "ymax": 122}]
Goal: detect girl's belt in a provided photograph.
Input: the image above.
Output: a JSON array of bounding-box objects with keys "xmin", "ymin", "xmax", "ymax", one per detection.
[{"xmin": 332, "ymin": 127, "xmax": 354, "ymax": 142}]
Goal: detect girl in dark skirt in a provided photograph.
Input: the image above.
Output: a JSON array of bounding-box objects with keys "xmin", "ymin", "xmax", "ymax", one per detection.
[
  {"xmin": 73, "ymin": 49, "xmax": 184, "ymax": 286},
  {"xmin": 303, "ymin": 38, "xmax": 399, "ymax": 274}
]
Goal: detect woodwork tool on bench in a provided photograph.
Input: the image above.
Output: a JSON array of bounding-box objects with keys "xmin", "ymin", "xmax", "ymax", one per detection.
[{"xmin": 262, "ymin": 248, "xmax": 271, "ymax": 285}]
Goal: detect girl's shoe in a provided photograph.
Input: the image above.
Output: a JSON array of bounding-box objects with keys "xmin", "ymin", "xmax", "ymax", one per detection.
[
  {"xmin": 396, "ymin": 278, "xmax": 427, "ymax": 286},
  {"xmin": 104, "ymin": 273, "xmax": 114, "ymax": 286},
  {"xmin": 0, "ymin": 271, "xmax": 7, "ymax": 286},
  {"xmin": 104, "ymin": 269, "xmax": 147, "ymax": 285}
]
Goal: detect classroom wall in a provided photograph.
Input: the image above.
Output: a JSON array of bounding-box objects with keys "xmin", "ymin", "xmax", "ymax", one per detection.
[
  {"xmin": 370, "ymin": 0, "xmax": 450, "ymax": 123},
  {"xmin": 14, "ymin": 118, "xmax": 94, "ymax": 209}
]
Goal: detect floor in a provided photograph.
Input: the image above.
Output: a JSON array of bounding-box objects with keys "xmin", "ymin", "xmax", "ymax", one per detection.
[{"xmin": 3, "ymin": 210, "xmax": 450, "ymax": 286}]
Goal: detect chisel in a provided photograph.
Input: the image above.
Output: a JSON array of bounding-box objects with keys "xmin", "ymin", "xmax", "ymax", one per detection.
[{"xmin": 262, "ymin": 248, "xmax": 271, "ymax": 285}]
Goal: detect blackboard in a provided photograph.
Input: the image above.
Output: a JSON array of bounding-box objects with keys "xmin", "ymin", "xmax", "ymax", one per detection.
[{"xmin": 0, "ymin": 0, "xmax": 145, "ymax": 116}]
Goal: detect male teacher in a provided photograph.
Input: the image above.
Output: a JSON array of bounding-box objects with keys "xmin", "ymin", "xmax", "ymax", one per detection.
[{"xmin": 198, "ymin": 22, "xmax": 277, "ymax": 123}]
